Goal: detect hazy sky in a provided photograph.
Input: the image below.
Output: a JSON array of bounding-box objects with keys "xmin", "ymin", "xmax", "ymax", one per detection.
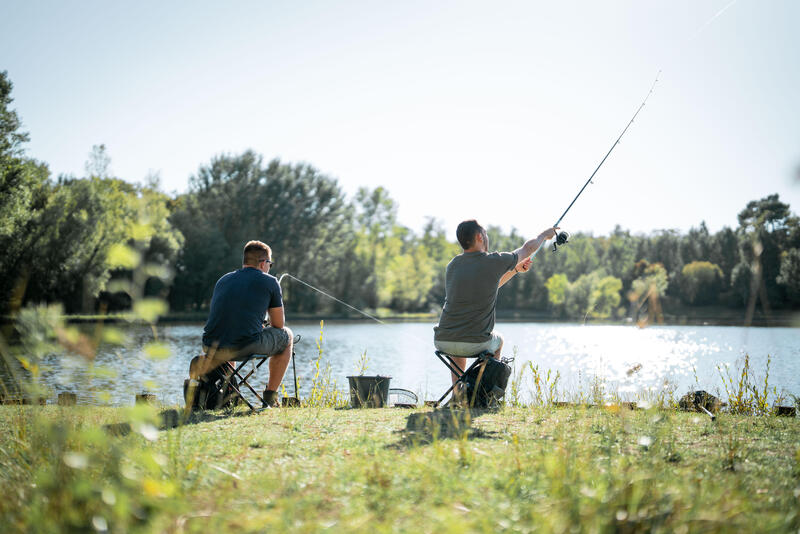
[{"xmin": 2, "ymin": 0, "xmax": 799, "ymax": 237}]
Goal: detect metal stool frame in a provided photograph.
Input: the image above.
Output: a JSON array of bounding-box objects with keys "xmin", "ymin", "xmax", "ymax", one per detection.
[
  {"xmin": 434, "ymin": 349, "xmax": 494, "ymax": 407},
  {"xmin": 212, "ymin": 334, "xmax": 301, "ymax": 411}
]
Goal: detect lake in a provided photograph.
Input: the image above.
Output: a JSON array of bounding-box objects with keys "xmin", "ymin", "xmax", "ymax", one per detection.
[{"xmin": 38, "ymin": 321, "xmax": 800, "ymax": 406}]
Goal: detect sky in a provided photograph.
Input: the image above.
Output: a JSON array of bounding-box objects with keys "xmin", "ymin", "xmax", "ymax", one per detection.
[{"xmin": 2, "ymin": 0, "xmax": 799, "ymax": 238}]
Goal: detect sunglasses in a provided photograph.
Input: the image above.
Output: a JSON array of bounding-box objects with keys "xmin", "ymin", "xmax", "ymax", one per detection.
[{"xmin": 261, "ymin": 259, "xmax": 274, "ymax": 266}]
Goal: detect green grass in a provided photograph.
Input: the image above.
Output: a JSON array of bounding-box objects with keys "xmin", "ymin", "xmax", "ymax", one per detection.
[{"xmin": 2, "ymin": 404, "xmax": 798, "ymax": 533}]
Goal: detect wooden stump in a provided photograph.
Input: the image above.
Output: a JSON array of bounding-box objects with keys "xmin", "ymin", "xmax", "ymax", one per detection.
[
  {"xmin": 58, "ymin": 392, "xmax": 77, "ymax": 406},
  {"xmin": 776, "ymin": 406, "xmax": 797, "ymax": 417},
  {"xmin": 136, "ymin": 393, "xmax": 157, "ymax": 405}
]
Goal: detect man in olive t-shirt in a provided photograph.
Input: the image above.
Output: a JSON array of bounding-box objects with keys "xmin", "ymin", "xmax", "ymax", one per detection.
[{"xmin": 434, "ymin": 220, "xmax": 558, "ymax": 380}]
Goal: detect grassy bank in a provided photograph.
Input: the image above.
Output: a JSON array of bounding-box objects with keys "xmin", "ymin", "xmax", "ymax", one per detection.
[{"xmin": 1, "ymin": 404, "xmax": 798, "ymax": 533}]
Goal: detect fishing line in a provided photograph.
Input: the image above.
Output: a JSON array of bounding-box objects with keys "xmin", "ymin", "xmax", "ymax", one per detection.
[
  {"xmin": 277, "ymin": 273, "xmax": 386, "ymax": 325},
  {"xmin": 685, "ymin": 0, "xmax": 739, "ymax": 46},
  {"xmin": 276, "ymin": 273, "xmax": 437, "ymax": 349}
]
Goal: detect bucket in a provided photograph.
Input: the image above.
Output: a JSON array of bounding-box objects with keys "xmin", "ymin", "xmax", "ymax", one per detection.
[{"xmin": 347, "ymin": 375, "xmax": 391, "ymax": 408}]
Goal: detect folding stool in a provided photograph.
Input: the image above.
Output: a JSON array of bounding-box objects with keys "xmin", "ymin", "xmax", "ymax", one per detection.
[
  {"xmin": 434, "ymin": 349, "xmax": 494, "ymax": 407},
  {"xmin": 191, "ymin": 335, "xmax": 300, "ymax": 411}
]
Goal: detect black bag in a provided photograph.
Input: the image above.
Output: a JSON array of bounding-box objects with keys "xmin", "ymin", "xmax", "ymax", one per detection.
[
  {"xmin": 183, "ymin": 361, "xmax": 239, "ymax": 410},
  {"xmin": 462, "ymin": 356, "xmax": 512, "ymax": 408}
]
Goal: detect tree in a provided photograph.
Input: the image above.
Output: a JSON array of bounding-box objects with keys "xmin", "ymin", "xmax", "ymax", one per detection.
[
  {"xmin": 680, "ymin": 222, "xmax": 713, "ymax": 266},
  {"xmin": 0, "ymin": 71, "xmax": 33, "ymax": 238},
  {"xmin": 0, "ymin": 71, "xmax": 53, "ymax": 311},
  {"xmin": 737, "ymin": 194, "xmax": 792, "ymax": 233},
  {"xmin": 85, "ymin": 144, "xmax": 112, "ymax": 179},
  {"xmin": 777, "ymin": 249, "xmax": 800, "ymax": 306},
  {"xmin": 170, "ymin": 152, "xmax": 349, "ymax": 312},
  {"xmin": 561, "ymin": 234, "xmax": 600, "ymax": 281},
  {"xmin": 2, "ymin": 138, "xmax": 184, "ymax": 313},
  {"xmin": 545, "ymin": 273, "xmax": 569, "ymax": 317},
  {"xmin": 643, "ymin": 230, "xmax": 683, "ymax": 297},
  {"xmin": 628, "ymin": 261, "xmax": 669, "ymax": 321},
  {"xmin": 352, "ymin": 186, "xmax": 398, "ymax": 310},
  {"xmin": 600, "ymin": 226, "xmax": 638, "ymax": 297},
  {"xmin": 709, "ymin": 226, "xmax": 738, "ymax": 286},
  {"xmin": 588, "ymin": 275, "xmax": 623, "ymax": 319},
  {"xmin": 735, "ymin": 194, "xmax": 798, "ymax": 308},
  {"xmin": 419, "ymin": 217, "xmax": 460, "ymax": 310},
  {"xmin": 21, "ymin": 176, "xmax": 136, "ymax": 312},
  {"xmin": 679, "ymin": 261, "xmax": 724, "ymax": 305}
]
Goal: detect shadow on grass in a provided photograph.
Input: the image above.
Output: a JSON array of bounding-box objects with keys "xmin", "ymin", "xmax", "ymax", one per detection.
[
  {"xmin": 387, "ymin": 407, "xmax": 503, "ymax": 450},
  {"xmin": 103, "ymin": 406, "xmax": 263, "ymax": 436}
]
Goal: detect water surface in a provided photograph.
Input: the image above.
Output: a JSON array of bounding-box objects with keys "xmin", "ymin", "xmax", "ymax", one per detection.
[{"xmin": 39, "ymin": 322, "xmax": 800, "ymax": 406}]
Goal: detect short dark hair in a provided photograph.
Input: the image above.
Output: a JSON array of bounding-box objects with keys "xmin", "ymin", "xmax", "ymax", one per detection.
[
  {"xmin": 456, "ymin": 220, "xmax": 484, "ymax": 250},
  {"xmin": 243, "ymin": 240, "xmax": 271, "ymax": 266}
]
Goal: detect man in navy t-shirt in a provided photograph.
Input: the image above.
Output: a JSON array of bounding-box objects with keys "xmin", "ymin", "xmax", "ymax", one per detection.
[{"xmin": 188, "ymin": 240, "xmax": 292, "ymax": 407}]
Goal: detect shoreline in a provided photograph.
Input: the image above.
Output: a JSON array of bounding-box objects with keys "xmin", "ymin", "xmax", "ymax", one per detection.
[{"xmin": 1, "ymin": 310, "xmax": 796, "ymax": 327}]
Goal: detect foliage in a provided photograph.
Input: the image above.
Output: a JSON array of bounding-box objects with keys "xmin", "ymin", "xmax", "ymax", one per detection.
[
  {"xmin": 169, "ymin": 152, "xmax": 350, "ymax": 312},
  {"xmin": 2, "ymin": 68, "xmax": 800, "ymax": 318},
  {"xmin": 546, "ymin": 270, "xmax": 623, "ymax": 319},
  {"xmin": 588, "ymin": 274, "xmax": 622, "ymax": 319},
  {"xmin": 306, "ymin": 321, "xmax": 348, "ymax": 408},
  {"xmin": 679, "ymin": 260, "xmax": 724, "ymax": 305},
  {"xmin": 776, "ymin": 248, "xmax": 800, "ymax": 305},
  {"xmin": 717, "ymin": 354, "xmax": 777, "ymax": 416},
  {"xmin": 528, "ymin": 362, "xmax": 561, "ymax": 405},
  {"xmin": 1, "ymin": 239, "xmax": 180, "ymax": 532}
]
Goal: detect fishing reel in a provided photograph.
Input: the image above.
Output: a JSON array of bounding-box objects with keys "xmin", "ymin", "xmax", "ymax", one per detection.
[{"xmin": 552, "ymin": 230, "xmax": 570, "ymax": 252}]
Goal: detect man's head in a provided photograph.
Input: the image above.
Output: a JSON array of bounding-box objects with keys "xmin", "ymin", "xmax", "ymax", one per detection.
[
  {"xmin": 456, "ymin": 219, "xmax": 488, "ymax": 252},
  {"xmin": 243, "ymin": 240, "xmax": 273, "ymax": 272}
]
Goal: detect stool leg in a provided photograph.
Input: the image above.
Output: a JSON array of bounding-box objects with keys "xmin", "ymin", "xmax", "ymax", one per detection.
[
  {"xmin": 231, "ymin": 364, "xmax": 265, "ymax": 407},
  {"xmin": 436, "ymin": 356, "xmax": 487, "ymax": 407},
  {"xmin": 217, "ymin": 362, "xmax": 257, "ymax": 411}
]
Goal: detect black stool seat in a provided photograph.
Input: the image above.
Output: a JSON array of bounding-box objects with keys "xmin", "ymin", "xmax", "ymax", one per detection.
[{"xmin": 434, "ymin": 349, "xmax": 495, "ymax": 407}]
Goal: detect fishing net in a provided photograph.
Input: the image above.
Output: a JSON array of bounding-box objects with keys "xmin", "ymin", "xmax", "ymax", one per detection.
[{"xmin": 388, "ymin": 388, "xmax": 418, "ymax": 408}]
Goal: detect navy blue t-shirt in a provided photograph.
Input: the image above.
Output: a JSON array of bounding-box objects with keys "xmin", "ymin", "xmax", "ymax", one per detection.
[{"xmin": 202, "ymin": 267, "xmax": 283, "ymax": 348}]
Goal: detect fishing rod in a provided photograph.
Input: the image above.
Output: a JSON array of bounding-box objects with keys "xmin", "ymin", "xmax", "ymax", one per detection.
[{"xmin": 531, "ymin": 72, "xmax": 660, "ymax": 258}]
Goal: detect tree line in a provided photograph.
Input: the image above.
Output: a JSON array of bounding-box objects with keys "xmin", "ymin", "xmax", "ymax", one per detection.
[{"xmin": 2, "ymin": 71, "xmax": 799, "ymax": 320}]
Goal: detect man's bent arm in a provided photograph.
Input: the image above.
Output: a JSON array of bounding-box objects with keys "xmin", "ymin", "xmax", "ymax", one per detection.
[
  {"xmin": 267, "ymin": 306, "xmax": 285, "ymax": 329},
  {"xmin": 498, "ymin": 269, "xmax": 517, "ymax": 288}
]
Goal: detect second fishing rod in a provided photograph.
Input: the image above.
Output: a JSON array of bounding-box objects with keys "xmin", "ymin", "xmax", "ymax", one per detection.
[{"xmin": 529, "ymin": 72, "xmax": 660, "ymax": 259}]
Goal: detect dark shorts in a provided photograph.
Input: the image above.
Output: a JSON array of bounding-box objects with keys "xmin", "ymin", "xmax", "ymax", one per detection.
[{"xmin": 204, "ymin": 326, "xmax": 290, "ymax": 360}]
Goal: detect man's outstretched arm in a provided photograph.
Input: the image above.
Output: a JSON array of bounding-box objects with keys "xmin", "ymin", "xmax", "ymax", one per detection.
[{"xmin": 512, "ymin": 227, "xmax": 560, "ymax": 264}]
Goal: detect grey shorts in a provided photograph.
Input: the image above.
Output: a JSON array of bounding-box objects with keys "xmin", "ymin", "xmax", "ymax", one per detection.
[
  {"xmin": 204, "ymin": 327, "xmax": 290, "ymax": 360},
  {"xmin": 434, "ymin": 331, "xmax": 504, "ymax": 357}
]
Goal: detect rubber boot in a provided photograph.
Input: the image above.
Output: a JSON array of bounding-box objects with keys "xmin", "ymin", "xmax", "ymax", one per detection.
[{"xmin": 262, "ymin": 389, "xmax": 280, "ymax": 408}]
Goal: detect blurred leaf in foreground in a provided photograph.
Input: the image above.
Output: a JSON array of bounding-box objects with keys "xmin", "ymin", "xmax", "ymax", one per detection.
[{"xmin": 132, "ymin": 298, "xmax": 167, "ymax": 323}]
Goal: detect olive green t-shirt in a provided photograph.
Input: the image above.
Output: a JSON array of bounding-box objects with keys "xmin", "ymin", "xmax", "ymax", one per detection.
[{"xmin": 433, "ymin": 250, "xmax": 518, "ymax": 343}]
